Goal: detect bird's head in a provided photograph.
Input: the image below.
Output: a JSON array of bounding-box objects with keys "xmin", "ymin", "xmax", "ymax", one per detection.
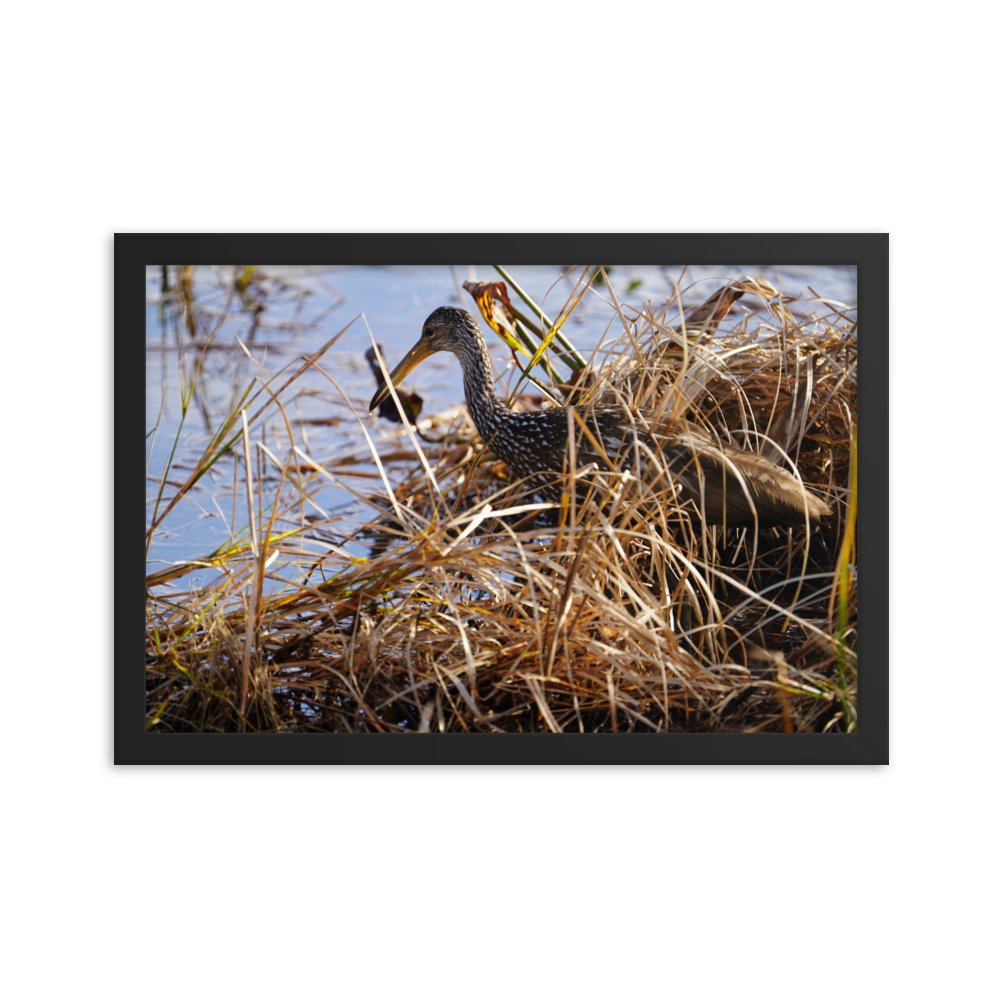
[{"xmin": 369, "ymin": 307, "xmax": 482, "ymax": 413}]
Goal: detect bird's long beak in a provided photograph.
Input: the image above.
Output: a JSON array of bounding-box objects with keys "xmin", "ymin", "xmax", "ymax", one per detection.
[{"xmin": 369, "ymin": 339, "xmax": 438, "ymax": 412}]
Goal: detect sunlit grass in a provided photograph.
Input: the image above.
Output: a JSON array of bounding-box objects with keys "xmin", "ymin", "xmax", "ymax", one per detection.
[{"xmin": 145, "ymin": 265, "xmax": 857, "ymax": 733}]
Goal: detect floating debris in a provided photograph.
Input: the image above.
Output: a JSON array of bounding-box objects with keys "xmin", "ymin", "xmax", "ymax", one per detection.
[{"xmin": 366, "ymin": 344, "xmax": 423, "ymax": 423}]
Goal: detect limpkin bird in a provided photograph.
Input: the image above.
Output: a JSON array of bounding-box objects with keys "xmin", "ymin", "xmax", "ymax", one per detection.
[{"xmin": 370, "ymin": 307, "xmax": 831, "ymax": 529}]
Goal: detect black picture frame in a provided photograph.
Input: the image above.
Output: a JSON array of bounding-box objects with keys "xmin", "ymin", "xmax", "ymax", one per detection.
[{"xmin": 123, "ymin": 233, "xmax": 889, "ymax": 764}]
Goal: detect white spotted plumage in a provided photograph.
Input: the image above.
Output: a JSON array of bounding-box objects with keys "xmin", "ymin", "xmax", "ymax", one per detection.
[{"xmin": 397, "ymin": 307, "xmax": 832, "ymax": 528}]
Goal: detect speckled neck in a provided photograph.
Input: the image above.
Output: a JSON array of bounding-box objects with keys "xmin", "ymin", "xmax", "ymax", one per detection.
[{"xmin": 453, "ymin": 323, "xmax": 513, "ymax": 443}]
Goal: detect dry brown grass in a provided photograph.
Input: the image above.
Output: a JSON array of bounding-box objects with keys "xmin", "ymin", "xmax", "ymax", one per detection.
[{"xmin": 146, "ymin": 266, "xmax": 857, "ymax": 734}]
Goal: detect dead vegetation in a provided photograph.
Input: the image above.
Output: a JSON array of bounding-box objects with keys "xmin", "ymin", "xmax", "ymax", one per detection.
[{"xmin": 146, "ymin": 265, "xmax": 857, "ymax": 734}]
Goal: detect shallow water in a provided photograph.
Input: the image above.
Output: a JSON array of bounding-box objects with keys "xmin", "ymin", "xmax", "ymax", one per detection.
[{"xmin": 145, "ymin": 263, "xmax": 856, "ymax": 586}]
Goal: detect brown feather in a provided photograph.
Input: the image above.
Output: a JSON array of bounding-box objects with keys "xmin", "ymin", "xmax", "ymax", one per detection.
[{"xmin": 376, "ymin": 307, "xmax": 832, "ymax": 530}]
